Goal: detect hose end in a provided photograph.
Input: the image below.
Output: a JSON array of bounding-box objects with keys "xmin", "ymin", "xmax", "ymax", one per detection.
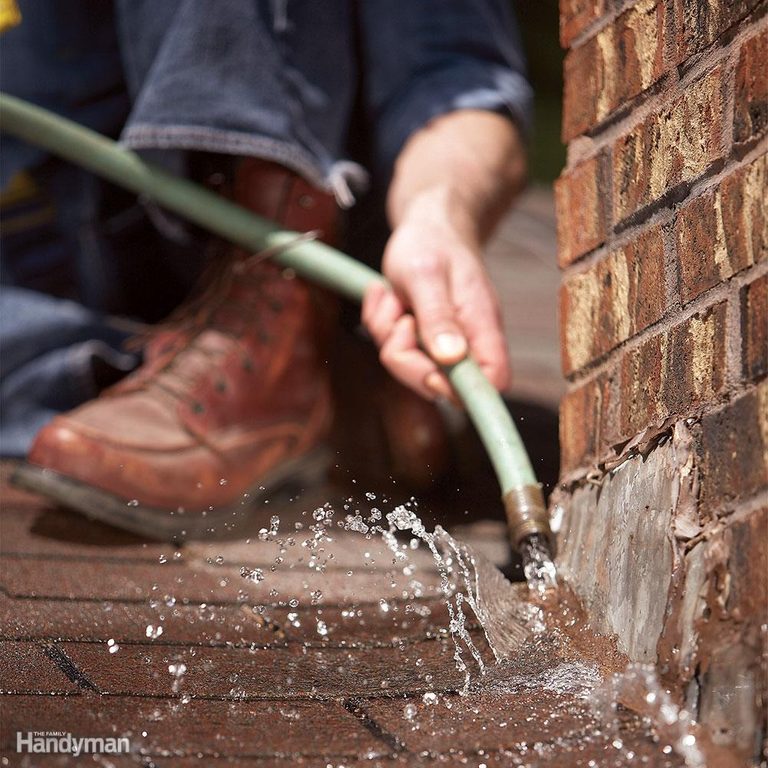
[{"xmin": 503, "ymin": 484, "xmax": 553, "ymax": 549}]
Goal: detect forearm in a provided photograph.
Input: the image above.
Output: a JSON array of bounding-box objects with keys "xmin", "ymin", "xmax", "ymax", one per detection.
[{"xmin": 386, "ymin": 109, "xmax": 527, "ymax": 247}]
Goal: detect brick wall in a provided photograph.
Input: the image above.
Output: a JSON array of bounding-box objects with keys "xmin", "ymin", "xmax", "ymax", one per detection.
[{"xmin": 555, "ymin": 0, "xmax": 766, "ymax": 758}]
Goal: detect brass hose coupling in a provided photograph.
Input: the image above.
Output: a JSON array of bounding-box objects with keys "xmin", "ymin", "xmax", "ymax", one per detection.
[{"xmin": 503, "ymin": 484, "xmax": 553, "ymax": 548}]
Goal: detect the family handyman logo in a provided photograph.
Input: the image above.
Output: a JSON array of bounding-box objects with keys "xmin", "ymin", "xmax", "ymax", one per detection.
[{"xmin": 16, "ymin": 730, "xmax": 130, "ymax": 756}]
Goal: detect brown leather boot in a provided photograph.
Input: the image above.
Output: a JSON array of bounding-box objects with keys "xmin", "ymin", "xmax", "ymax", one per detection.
[{"xmin": 12, "ymin": 159, "xmax": 338, "ymax": 540}]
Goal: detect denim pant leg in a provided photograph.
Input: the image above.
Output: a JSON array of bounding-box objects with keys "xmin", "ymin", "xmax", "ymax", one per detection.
[{"xmin": 0, "ymin": 287, "xmax": 140, "ymax": 457}]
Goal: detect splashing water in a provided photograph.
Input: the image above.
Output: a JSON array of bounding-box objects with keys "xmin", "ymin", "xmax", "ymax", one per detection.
[
  {"xmin": 593, "ymin": 662, "xmax": 706, "ymax": 767},
  {"xmin": 237, "ymin": 495, "xmax": 555, "ymax": 693},
  {"xmin": 519, "ymin": 534, "xmax": 558, "ymax": 596},
  {"xmin": 384, "ymin": 502, "xmax": 546, "ymax": 692}
]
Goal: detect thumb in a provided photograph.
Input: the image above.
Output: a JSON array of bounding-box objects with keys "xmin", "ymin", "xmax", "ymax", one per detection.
[{"xmin": 406, "ymin": 264, "xmax": 468, "ymax": 366}]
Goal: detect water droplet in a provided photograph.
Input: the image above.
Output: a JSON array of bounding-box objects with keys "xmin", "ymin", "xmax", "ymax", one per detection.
[
  {"xmin": 240, "ymin": 566, "xmax": 264, "ymax": 583},
  {"xmin": 316, "ymin": 620, "xmax": 328, "ymax": 636},
  {"xmin": 127, "ymin": 499, "xmax": 139, "ymax": 507},
  {"xmin": 403, "ymin": 703, "xmax": 418, "ymax": 721},
  {"xmin": 422, "ymin": 692, "xmax": 437, "ymax": 705},
  {"xmin": 379, "ymin": 599, "xmax": 390, "ymax": 613},
  {"xmin": 145, "ymin": 624, "xmax": 164, "ymax": 640},
  {"xmin": 107, "ymin": 638, "xmax": 119, "ymax": 654}
]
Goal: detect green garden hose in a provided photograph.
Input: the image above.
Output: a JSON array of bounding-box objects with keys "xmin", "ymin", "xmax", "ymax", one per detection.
[{"xmin": 0, "ymin": 92, "xmax": 553, "ymax": 554}]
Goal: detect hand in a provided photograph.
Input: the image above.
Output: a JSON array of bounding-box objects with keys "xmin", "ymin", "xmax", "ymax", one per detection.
[{"xmin": 362, "ymin": 188, "xmax": 511, "ymax": 401}]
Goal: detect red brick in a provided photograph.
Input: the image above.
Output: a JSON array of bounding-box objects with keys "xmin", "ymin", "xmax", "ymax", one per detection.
[
  {"xmin": 554, "ymin": 154, "xmax": 607, "ymax": 266},
  {"xmin": 735, "ymin": 28, "xmax": 768, "ymax": 146},
  {"xmin": 563, "ymin": 0, "xmax": 667, "ymax": 141},
  {"xmin": 559, "ymin": 0, "xmax": 609, "ymax": 48},
  {"xmin": 676, "ymin": 154, "xmax": 767, "ymax": 303},
  {"xmin": 742, "ymin": 273, "xmax": 768, "ymax": 382},
  {"xmin": 671, "ymin": 0, "xmax": 764, "ymax": 64},
  {"xmin": 612, "ymin": 66, "xmax": 724, "ymax": 224},
  {"xmin": 561, "ymin": 227, "xmax": 667, "ymax": 373},
  {"xmin": 619, "ymin": 333, "xmax": 666, "ymax": 437},
  {"xmin": 720, "ymin": 153, "xmax": 768, "ymax": 266},
  {"xmin": 560, "ymin": 382, "xmax": 599, "ymax": 472},
  {"xmin": 663, "ymin": 302, "xmax": 729, "ymax": 412},
  {"xmin": 559, "ymin": 370, "xmax": 619, "ymax": 472},
  {"xmin": 695, "ymin": 381, "xmax": 768, "ymax": 515},
  {"xmin": 620, "ymin": 302, "xmax": 728, "ymax": 436}
]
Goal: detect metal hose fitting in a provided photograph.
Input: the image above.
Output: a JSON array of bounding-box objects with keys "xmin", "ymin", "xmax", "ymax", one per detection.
[{"xmin": 503, "ymin": 484, "xmax": 551, "ymax": 548}]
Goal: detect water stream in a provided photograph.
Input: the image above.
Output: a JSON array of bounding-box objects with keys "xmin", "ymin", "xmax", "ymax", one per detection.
[{"xmin": 137, "ymin": 492, "xmax": 710, "ymax": 765}]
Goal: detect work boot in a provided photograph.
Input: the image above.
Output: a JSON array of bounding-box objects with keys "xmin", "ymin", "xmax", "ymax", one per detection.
[{"xmin": 13, "ymin": 159, "xmax": 337, "ymax": 540}]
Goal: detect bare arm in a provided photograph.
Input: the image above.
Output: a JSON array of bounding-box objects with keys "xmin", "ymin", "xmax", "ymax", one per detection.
[{"xmin": 362, "ymin": 109, "xmax": 527, "ymax": 400}]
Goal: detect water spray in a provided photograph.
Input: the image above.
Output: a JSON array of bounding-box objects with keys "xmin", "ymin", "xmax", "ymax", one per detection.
[{"xmin": 0, "ymin": 92, "xmax": 556, "ymax": 588}]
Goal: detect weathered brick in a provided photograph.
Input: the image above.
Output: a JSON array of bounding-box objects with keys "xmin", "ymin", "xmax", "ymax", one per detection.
[
  {"xmin": 720, "ymin": 153, "xmax": 768, "ymax": 266},
  {"xmin": 560, "ymin": 381, "xmax": 600, "ymax": 472},
  {"xmin": 561, "ymin": 227, "xmax": 667, "ymax": 373},
  {"xmin": 663, "ymin": 302, "xmax": 728, "ymax": 411},
  {"xmin": 742, "ymin": 273, "xmax": 768, "ymax": 382},
  {"xmin": 620, "ymin": 302, "xmax": 728, "ymax": 436},
  {"xmin": 563, "ymin": 0, "xmax": 667, "ymax": 141},
  {"xmin": 613, "ymin": 66, "xmax": 724, "ymax": 224},
  {"xmin": 619, "ymin": 332, "xmax": 666, "ymax": 437},
  {"xmin": 735, "ymin": 28, "xmax": 768, "ymax": 147},
  {"xmin": 554, "ymin": 154, "xmax": 607, "ymax": 266},
  {"xmin": 696, "ymin": 381, "xmax": 768, "ymax": 515},
  {"xmin": 671, "ymin": 0, "xmax": 764, "ymax": 64},
  {"xmin": 559, "ymin": 369, "xmax": 619, "ymax": 472},
  {"xmin": 676, "ymin": 154, "xmax": 768, "ymax": 303},
  {"xmin": 559, "ymin": 0, "xmax": 610, "ymax": 48}
]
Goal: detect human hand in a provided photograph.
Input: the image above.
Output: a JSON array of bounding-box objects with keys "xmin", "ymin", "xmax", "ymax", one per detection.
[{"xmin": 362, "ymin": 188, "xmax": 511, "ymax": 401}]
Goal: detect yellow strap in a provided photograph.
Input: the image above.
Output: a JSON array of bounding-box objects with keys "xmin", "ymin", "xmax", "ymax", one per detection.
[{"xmin": 0, "ymin": 0, "xmax": 21, "ymax": 33}]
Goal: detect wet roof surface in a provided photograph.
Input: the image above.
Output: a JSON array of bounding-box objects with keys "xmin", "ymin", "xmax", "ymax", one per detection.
[{"xmin": 0, "ymin": 462, "xmax": 693, "ymax": 768}]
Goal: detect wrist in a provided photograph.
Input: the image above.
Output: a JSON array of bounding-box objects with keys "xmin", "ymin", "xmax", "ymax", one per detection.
[{"xmin": 392, "ymin": 185, "xmax": 483, "ymax": 249}]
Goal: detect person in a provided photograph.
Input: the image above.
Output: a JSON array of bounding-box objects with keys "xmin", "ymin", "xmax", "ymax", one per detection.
[{"xmin": 0, "ymin": 0, "xmax": 531, "ymax": 539}]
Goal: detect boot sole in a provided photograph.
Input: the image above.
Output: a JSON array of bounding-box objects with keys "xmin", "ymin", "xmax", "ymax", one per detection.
[{"xmin": 10, "ymin": 448, "xmax": 330, "ymax": 542}]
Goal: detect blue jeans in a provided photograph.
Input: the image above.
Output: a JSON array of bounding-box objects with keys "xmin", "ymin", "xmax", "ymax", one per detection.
[{"xmin": 0, "ymin": 0, "xmax": 531, "ymax": 456}]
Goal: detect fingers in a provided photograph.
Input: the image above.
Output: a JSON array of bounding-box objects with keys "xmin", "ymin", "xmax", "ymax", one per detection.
[
  {"xmin": 454, "ymin": 273, "xmax": 512, "ymax": 392},
  {"xmin": 379, "ymin": 315, "xmax": 453, "ymax": 400},
  {"xmin": 362, "ymin": 281, "xmax": 404, "ymax": 348},
  {"xmin": 402, "ymin": 253, "xmax": 468, "ymax": 366}
]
